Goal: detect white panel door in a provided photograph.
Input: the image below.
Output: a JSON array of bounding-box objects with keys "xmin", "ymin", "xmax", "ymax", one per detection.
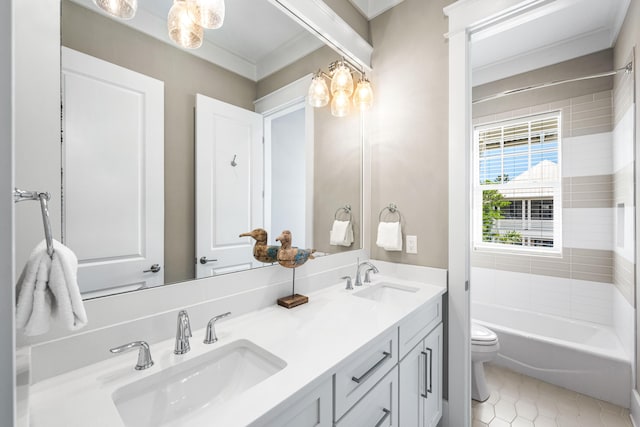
[
  {"xmin": 195, "ymin": 94, "xmax": 263, "ymax": 278},
  {"xmin": 61, "ymin": 47, "xmax": 164, "ymax": 295}
]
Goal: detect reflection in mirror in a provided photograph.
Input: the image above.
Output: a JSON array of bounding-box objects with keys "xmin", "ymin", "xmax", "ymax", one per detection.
[{"xmin": 57, "ymin": 0, "xmax": 364, "ymax": 298}]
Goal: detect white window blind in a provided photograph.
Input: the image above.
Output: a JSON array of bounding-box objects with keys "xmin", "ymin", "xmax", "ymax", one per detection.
[{"xmin": 473, "ymin": 112, "xmax": 562, "ymax": 254}]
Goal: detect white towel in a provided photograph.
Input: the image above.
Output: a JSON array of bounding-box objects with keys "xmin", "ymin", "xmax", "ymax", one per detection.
[
  {"xmin": 376, "ymin": 221, "xmax": 403, "ymax": 251},
  {"xmin": 330, "ymin": 220, "xmax": 354, "ymax": 246},
  {"xmin": 16, "ymin": 240, "xmax": 88, "ymax": 336}
]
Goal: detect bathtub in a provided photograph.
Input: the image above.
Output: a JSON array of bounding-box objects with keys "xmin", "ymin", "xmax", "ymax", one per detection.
[{"xmin": 473, "ymin": 302, "xmax": 632, "ymax": 408}]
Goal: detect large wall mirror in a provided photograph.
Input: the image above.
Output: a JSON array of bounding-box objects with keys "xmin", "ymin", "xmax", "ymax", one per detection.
[{"xmin": 18, "ymin": 0, "xmax": 367, "ymax": 299}]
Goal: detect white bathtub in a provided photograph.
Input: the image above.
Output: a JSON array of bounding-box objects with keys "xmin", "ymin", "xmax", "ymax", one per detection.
[{"xmin": 473, "ymin": 302, "xmax": 632, "ymax": 408}]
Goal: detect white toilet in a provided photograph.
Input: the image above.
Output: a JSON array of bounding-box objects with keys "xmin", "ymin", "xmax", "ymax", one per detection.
[{"xmin": 471, "ymin": 321, "xmax": 499, "ymax": 402}]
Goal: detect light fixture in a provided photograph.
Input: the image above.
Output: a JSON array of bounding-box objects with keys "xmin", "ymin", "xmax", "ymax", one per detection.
[
  {"xmin": 330, "ymin": 62, "xmax": 354, "ymax": 96},
  {"xmin": 308, "ymin": 72, "xmax": 330, "ymax": 107},
  {"xmin": 93, "ymin": 0, "xmax": 137, "ymax": 20},
  {"xmin": 353, "ymin": 78, "xmax": 374, "ymax": 111},
  {"xmin": 308, "ymin": 59, "xmax": 373, "ymax": 117},
  {"xmin": 188, "ymin": 0, "xmax": 225, "ymax": 29},
  {"xmin": 168, "ymin": 0, "xmax": 204, "ymax": 49}
]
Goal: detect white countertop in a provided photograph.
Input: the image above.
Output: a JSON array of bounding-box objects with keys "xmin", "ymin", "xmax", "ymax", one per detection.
[{"xmin": 29, "ymin": 275, "xmax": 445, "ymax": 427}]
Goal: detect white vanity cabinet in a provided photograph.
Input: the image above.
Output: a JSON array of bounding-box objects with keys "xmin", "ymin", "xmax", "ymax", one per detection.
[
  {"xmin": 399, "ymin": 323, "xmax": 443, "ymax": 427},
  {"xmin": 252, "ymin": 378, "xmax": 333, "ymax": 427}
]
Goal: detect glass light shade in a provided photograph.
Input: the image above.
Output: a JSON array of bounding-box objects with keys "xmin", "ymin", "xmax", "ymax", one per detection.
[
  {"xmin": 353, "ymin": 79, "xmax": 374, "ymax": 111},
  {"xmin": 308, "ymin": 75, "xmax": 330, "ymax": 107},
  {"xmin": 331, "ymin": 90, "xmax": 351, "ymax": 117},
  {"xmin": 330, "ymin": 63, "xmax": 354, "ymax": 96},
  {"xmin": 93, "ymin": 0, "xmax": 137, "ymax": 20},
  {"xmin": 187, "ymin": 0, "xmax": 225, "ymax": 29},
  {"xmin": 168, "ymin": 0, "xmax": 204, "ymax": 49}
]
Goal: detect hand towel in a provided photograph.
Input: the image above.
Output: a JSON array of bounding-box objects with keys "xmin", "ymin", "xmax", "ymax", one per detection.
[
  {"xmin": 330, "ymin": 220, "xmax": 354, "ymax": 246},
  {"xmin": 16, "ymin": 239, "xmax": 88, "ymax": 336},
  {"xmin": 376, "ymin": 221, "xmax": 403, "ymax": 251}
]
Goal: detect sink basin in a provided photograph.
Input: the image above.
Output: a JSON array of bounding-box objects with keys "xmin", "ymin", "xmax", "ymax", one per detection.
[
  {"xmin": 353, "ymin": 282, "xmax": 419, "ymax": 303},
  {"xmin": 112, "ymin": 339, "xmax": 286, "ymax": 427}
]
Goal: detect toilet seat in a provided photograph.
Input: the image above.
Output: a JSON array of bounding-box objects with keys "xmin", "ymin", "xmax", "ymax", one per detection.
[{"xmin": 472, "ymin": 322, "xmax": 498, "ymax": 346}]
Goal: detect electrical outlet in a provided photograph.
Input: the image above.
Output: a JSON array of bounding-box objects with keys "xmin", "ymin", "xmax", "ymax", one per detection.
[{"xmin": 406, "ymin": 235, "xmax": 418, "ymax": 254}]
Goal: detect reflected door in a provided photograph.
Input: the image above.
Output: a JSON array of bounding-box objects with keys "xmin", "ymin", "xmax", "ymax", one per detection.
[
  {"xmin": 195, "ymin": 94, "xmax": 263, "ymax": 278},
  {"xmin": 61, "ymin": 48, "xmax": 165, "ymax": 296}
]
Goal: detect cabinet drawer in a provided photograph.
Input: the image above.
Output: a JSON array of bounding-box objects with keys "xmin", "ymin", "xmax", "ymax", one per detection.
[
  {"xmin": 334, "ymin": 327, "xmax": 397, "ymax": 420},
  {"xmin": 336, "ymin": 366, "xmax": 398, "ymax": 427},
  {"xmin": 398, "ymin": 297, "xmax": 441, "ymax": 359}
]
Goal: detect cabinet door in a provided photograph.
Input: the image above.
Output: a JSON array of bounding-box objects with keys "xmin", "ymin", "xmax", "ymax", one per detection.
[
  {"xmin": 398, "ymin": 323, "xmax": 443, "ymax": 427},
  {"xmin": 398, "ymin": 340, "xmax": 424, "ymax": 426},
  {"xmin": 423, "ymin": 323, "xmax": 442, "ymax": 427},
  {"xmin": 252, "ymin": 378, "xmax": 332, "ymax": 427}
]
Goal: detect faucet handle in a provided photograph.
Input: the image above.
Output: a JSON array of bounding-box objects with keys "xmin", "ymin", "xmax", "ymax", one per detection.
[
  {"xmin": 204, "ymin": 311, "xmax": 232, "ymax": 344},
  {"xmin": 175, "ymin": 310, "xmax": 192, "ymax": 355},
  {"xmin": 110, "ymin": 341, "xmax": 154, "ymax": 370},
  {"xmin": 341, "ymin": 276, "xmax": 353, "ymax": 290}
]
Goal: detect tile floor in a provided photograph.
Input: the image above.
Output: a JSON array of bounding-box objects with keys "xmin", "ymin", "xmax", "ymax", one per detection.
[{"xmin": 472, "ymin": 364, "xmax": 633, "ymax": 427}]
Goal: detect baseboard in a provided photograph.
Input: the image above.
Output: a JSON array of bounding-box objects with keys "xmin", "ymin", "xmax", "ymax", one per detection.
[
  {"xmin": 439, "ymin": 399, "xmax": 449, "ymax": 427},
  {"xmin": 631, "ymin": 389, "xmax": 640, "ymax": 427}
]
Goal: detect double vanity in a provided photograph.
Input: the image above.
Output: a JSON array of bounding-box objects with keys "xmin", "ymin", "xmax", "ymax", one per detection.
[{"xmin": 28, "ymin": 267, "xmax": 445, "ymax": 427}]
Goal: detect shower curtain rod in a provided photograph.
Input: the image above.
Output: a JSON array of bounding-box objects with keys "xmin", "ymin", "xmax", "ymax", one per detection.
[{"xmin": 472, "ymin": 62, "xmax": 633, "ymax": 105}]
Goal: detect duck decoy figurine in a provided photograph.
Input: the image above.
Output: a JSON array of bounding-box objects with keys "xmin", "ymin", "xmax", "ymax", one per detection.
[
  {"xmin": 239, "ymin": 228, "xmax": 279, "ymax": 264},
  {"xmin": 275, "ymin": 230, "xmax": 316, "ymax": 268}
]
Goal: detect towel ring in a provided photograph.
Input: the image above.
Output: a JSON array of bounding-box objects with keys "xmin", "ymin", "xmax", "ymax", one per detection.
[
  {"xmin": 334, "ymin": 204, "xmax": 352, "ymax": 221},
  {"xmin": 378, "ymin": 203, "xmax": 401, "ymax": 223},
  {"xmin": 13, "ymin": 188, "xmax": 54, "ymax": 258}
]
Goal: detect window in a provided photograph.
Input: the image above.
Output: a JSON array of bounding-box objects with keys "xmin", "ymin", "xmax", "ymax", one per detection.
[{"xmin": 473, "ymin": 112, "xmax": 562, "ymax": 254}]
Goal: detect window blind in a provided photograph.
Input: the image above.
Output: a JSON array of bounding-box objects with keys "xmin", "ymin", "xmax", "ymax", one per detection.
[{"xmin": 473, "ymin": 112, "xmax": 561, "ymax": 253}]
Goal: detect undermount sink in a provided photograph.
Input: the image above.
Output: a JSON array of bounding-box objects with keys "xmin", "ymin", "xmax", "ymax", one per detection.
[
  {"xmin": 112, "ymin": 339, "xmax": 286, "ymax": 427},
  {"xmin": 353, "ymin": 282, "xmax": 419, "ymax": 303}
]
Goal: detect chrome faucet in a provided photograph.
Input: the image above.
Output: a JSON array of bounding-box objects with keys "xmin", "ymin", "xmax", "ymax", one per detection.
[
  {"xmin": 204, "ymin": 311, "xmax": 231, "ymax": 344},
  {"xmin": 355, "ymin": 261, "xmax": 379, "ymax": 286},
  {"xmin": 174, "ymin": 310, "xmax": 192, "ymax": 355},
  {"xmin": 110, "ymin": 341, "xmax": 154, "ymax": 370}
]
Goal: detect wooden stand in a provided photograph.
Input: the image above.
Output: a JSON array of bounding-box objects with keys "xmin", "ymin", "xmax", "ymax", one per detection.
[
  {"xmin": 277, "ymin": 268, "xmax": 308, "ymax": 309},
  {"xmin": 277, "ymin": 293, "xmax": 309, "ymax": 309}
]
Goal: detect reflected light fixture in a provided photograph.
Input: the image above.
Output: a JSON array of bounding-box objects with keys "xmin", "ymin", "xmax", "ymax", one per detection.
[
  {"xmin": 188, "ymin": 0, "xmax": 226, "ymax": 29},
  {"xmin": 168, "ymin": 0, "xmax": 204, "ymax": 49},
  {"xmin": 93, "ymin": 0, "xmax": 137, "ymax": 20},
  {"xmin": 308, "ymin": 59, "xmax": 373, "ymax": 117}
]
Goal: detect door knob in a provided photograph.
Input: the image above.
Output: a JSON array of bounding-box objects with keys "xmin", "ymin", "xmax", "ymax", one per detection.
[
  {"xmin": 143, "ymin": 264, "xmax": 161, "ymax": 273},
  {"xmin": 199, "ymin": 257, "xmax": 218, "ymax": 264}
]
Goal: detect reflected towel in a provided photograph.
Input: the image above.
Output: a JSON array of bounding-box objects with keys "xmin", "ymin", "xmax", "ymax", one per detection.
[
  {"xmin": 330, "ymin": 220, "xmax": 353, "ymax": 247},
  {"xmin": 376, "ymin": 221, "xmax": 402, "ymax": 251},
  {"xmin": 16, "ymin": 240, "xmax": 88, "ymax": 336}
]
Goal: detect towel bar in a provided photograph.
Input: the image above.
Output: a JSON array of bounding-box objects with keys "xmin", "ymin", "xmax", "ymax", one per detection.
[
  {"xmin": 378, "ymin": 203, "xmax": 401, "ymax": 223},
  {"xmin": 13, "ymin": 188, "xmax": 54, "ymax": 258}
]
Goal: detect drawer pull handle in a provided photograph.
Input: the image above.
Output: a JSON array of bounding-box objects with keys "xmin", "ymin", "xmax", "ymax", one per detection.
[
  {"xmin": 374, "ymin": 408, "xmax": 391, "ymax": 427},
  {"xmin": 421, "ymin": 348, "xmax": 433, "ymax": 399},
  {"xmin": 351, "ymin": 351, "xmax": 391, "ymax": 384}
]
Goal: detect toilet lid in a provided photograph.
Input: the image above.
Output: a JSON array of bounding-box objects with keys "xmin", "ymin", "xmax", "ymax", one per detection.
[{"xmin": 471, "ymin": 322, "xmax": 497, "ymax": 344}]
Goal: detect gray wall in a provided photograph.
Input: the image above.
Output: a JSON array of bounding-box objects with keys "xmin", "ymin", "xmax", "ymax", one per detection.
[
  {"xmin": 368, "ymin": 0, "xmax": 452, "ymax": 269},
  {"xmin": 613, "ymin": 0, "xmax": 640, "ymax": 394},
  {"xmin": 62, "ymin": 0, "xmax": 256, "ymax": 284}
]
